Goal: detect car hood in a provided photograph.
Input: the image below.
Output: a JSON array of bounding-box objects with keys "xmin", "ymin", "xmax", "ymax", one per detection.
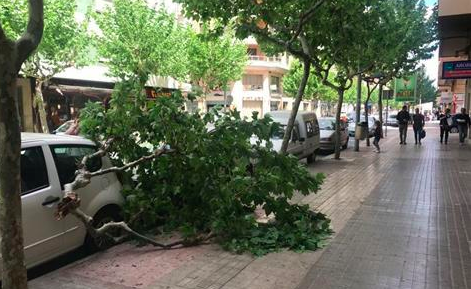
[{"xmin": 320, "ymin": 129, "xmax": 334, "ymax": 139}]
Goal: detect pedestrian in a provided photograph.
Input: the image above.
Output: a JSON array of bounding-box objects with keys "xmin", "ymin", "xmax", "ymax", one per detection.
[
  {"xmin": 439, "ymin": 108, "xmax": 452, "ymax": 144},
  {"xmin": 396, "ymin": 105, "xmax": 410, "ymax": 145},
  {"xmin": 413, "ymin": 108, "xmax": 425, "ymax": 145},
  {"xmin": 51, "ymin": 107, "xmax": 61, "ymax": 129},
  {"xmin": 455, "ymin": 107, "xmax": 471, "ymax": 145},
  {"xmin": 373, "ymin": 120, "xmax": 382, "ymax": 153}
]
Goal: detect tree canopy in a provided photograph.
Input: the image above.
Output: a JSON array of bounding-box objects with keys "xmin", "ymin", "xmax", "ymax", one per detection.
[{"xmin": 186, "ymin": 24, "xmax": 247, "ymax": 96}]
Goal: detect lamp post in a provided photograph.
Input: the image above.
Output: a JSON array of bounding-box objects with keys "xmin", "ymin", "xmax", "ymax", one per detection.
[{"xmin": 362, "ymin": 74, "xmax": 383, "ymax": 146}]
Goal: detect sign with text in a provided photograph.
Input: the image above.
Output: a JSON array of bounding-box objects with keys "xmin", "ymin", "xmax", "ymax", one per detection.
[
  {"xmin": 394, "ymin": 74, "xmax": 417, "ymax": 102},
  {"xmin": 442, "ymin": 61, "xmax": 471, "ymax": 79}
]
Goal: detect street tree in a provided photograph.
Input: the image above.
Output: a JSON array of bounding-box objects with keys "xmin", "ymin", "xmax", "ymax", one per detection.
[
  {"xmin": 93, "ymin": 0, "xmax": 189, "ymax": 85},
  {"xmin": 187, "ymin": 25, "xmax": 247, "ymax": 110},
  {"xmin": 175, "ymin": 0, "xmax": 326, "ymax": 154},
  {"xmin": 0, "ymin": 0, "xmax": 90, "ymax": 133},
  {"xmin": 0, "ymin": 1, "xmax": 43, "ymax": 288},
  {"xmin": 415, "ymin": 65, "xmax": 438, "ymax": 104}
]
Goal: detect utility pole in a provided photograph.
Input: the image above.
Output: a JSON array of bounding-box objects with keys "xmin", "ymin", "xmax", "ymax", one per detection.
[{"xmin": 354, "ymin": 73, "xmax": 362, "ymax": 152}]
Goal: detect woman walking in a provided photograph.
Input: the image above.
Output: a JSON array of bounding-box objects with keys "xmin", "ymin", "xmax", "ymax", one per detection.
[{"xmin": 413, "ymin": 108, "xmax": 425, "ymax": 145}]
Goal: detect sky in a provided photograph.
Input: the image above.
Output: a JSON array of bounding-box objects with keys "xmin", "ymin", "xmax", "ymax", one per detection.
[{"xmin": 421, "ymin": 0, "xmax": 438, "ymax": 86}]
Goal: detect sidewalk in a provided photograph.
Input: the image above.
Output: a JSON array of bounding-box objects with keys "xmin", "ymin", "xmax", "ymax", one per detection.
[{"xmin": 29, "ymin": 124, "xmax": 471, "ymax": 289}]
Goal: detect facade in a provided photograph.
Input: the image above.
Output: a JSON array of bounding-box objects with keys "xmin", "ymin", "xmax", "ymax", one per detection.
[
  {"xmin": 437, "ymin": 0, "xmax": 471, "ymax": 113},
  {"xmin": 203, "ymin": 37, "xmax": 315, "ymax": 118}
]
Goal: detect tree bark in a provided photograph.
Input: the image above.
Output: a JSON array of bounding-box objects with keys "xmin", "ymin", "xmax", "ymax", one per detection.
[
  {"xmin": 364, "ymin": 100, "xmax": 370, "ymax": 146},
  {"xmin": 0, "ymin": 1, "xmax": 44, "ymax": 288},
  {"xmin": 334, "ymin": 89, "xmax": 344, "ymax": 159},
  {"xmin": 280, "ymin": 59, "xmax": 310, "ymax": 154},
  {"xmin": 378, "ymin": 84, "xmax": 383, "ymax": 128},
  {"xmin": 34, "ymin": 80, "xmax": 49, "ymax": 133},
  {"xmin": 354, "ymin": 74, "xmax": 362, "ymax": 152},
  {"xmin": 0, "ymin": 74, "xmax": 28, "ymax": 289}
]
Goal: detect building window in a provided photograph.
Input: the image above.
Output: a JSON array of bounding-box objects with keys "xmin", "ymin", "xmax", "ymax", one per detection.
[
  {"xmin": 282, "ymin": 101, "xmax": 288, "ymax": 110},
  {"xmin": 247, "ymin": 48, "xmax": 257, "ymax": 56},
  {"xmin": 303, "ymin": 103, "xmax": 309, "ymax": 111},
  {"xmin": 270, "ymin": 101, "xmax": 279, "ymax": 111},
  {"xmin": 270, "ymin": 76, "xmax": 280, "ymax": 93},
  {"xmin": 242, "ymin": 75, "xmax": 263, "ymax": 91}
]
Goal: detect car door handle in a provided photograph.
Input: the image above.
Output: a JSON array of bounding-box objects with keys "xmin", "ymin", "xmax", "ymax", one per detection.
[{"xmin": 42, "ymin": 196, "xmax": 60, "ymax": 206}]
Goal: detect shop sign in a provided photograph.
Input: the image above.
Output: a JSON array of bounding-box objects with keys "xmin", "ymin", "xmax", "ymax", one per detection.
[
  {"xmin": 394, "ymin": 74, "xmax": 417, "ymax": 102},
  {"xmin": 442, "ymin": 61, "xmax": 471, "ymax": 79},
  {"xmin": 145, "ymin": 87, "xmax": 173, "ymax": 99}
]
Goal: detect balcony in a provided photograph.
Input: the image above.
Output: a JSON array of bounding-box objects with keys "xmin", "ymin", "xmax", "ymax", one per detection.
[{"xmin": 247, "ymin": 55, "xmax": 289, "ymax": 72}]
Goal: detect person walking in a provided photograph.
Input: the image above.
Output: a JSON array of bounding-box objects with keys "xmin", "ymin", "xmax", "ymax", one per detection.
[
  {"xmin": 413, "ymin": 108, "xmax": 425, "ymax": 145},
  {"xmin": 373, "ymin": 120, "xmax": 382, "ymax": 153},
  {"xmin": 396, "ymin": 105, "xmax": 410, "ymax": 145},
  {"xmin": 455, "ymin": 107, "xmax": 471, "ymax": 145},
  {"xmin": 439, "ymin": 108, "xmax": 453, "ymax": 144}
]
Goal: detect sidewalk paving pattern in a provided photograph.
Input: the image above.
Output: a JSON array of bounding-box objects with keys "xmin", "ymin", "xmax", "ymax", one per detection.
[{"xmin": 29, "ymin": 124, "xmax": 471, "ymax": 289}]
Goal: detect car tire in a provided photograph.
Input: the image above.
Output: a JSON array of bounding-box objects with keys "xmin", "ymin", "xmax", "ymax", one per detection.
[
  {"xmin": 307, "ymin": 153, "xmax": 316, "ymax": 164},
  {"xmin": 84, "ymin": 206, "xmax": 123, "ymax": 252},
  {"xmin": 342, "ymin": 137, "xmax": 349, "ymax": 149}
]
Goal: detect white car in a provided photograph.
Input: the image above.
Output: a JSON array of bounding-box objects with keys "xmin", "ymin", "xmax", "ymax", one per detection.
[{"xmin": 3, "ymin": 133, "xmax": 124, "ymax": 272}]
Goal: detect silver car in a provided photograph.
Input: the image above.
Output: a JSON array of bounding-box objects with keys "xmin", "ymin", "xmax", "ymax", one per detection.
[
  {"xmin": 1, "ymin": 133, "xmax": 123, "ymax": 272},
  {"xmin": 318, "ymin": 117, "xmax": 350, "ymax": 151}
]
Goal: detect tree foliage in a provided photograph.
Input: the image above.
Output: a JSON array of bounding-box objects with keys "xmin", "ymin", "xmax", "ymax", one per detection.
[
  {"xmin": 93, "ymin": 0, "xmax": 189, "ymax": 83},
  {"xmin": 415, "ymin": 65, "xmax": 437, "ymax": 104},
  {"xmin": 0, "ymin": 0, "xmax": 90, "ymax": 80},
  {"xmin": 187, "ymin": 25, "xmax": 247, "ymax": 96},
  {"xmin": 80, "ymin": 84, "xmax": 331, "ymax": 255}
]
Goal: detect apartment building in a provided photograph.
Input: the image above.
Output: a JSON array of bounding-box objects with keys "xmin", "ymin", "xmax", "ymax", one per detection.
[{"xmin": 437, "ymin": 0, "xmax": 471, "ymax": 112}]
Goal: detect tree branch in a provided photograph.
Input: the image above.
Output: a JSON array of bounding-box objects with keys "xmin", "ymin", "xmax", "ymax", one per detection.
[
  {"xmin": 289, "ymin": 0, "xmax": 326, "ymax": 43},
  {"xmin": 15, "ymin": 0, "xmax": 44, "ymax": 71}
]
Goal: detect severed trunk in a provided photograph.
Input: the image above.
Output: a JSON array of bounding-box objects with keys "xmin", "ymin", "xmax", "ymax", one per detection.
[
  {"xmin": 34, "ymin": 80, "xmax": 49, "ymax": 133},
  {"xmin": 0, "ymin": 68, "xmax": 28, "ymax": 289},
  {"xmin": 334, "ymin": 89, "xmax": 344, "ymax": 159},
  {"xmin": 280, "ymin": 59, "xmax": 310, "ymax": 154}
]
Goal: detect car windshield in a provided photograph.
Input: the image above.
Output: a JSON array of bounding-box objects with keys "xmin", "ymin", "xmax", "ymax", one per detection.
[
  {"xmin": 272, "ymin": 125, "xmax": 286, "ymax": 139},
  {"xmin": 318, "ymin": 119, "xmax": 335, "ymax": 130},
  {"xmin": 55, "ymin": 121, "xmax": 72, "ymax": 133}
]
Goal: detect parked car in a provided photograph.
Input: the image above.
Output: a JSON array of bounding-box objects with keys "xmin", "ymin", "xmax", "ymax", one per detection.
[
  {"xmin": 318, "ymin": 117, "xmax": 349, "ymax": 151},
  {"xmin": 386, "ymin": 113, "xmax": 398, "ymax": 126},
  {"xmin": 267, "ymin": 111, "xmax": 321, "ymax": 163},
  {"xmin": 1, "ymin": 133, "xmax": 124, "ymax": 273},
  {"xmin": 53, "ymin": 120, "xmax": 74, "ymax": 135},
  {"xmin": 348, "ymin": 116, "xmax": 376, "ymax": 137}
]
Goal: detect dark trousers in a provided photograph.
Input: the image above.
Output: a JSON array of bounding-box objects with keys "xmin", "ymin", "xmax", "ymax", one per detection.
[
  {"xmin": 399, "ymin": 124, "xmax": 408, "ymax": 143},
  {"xmin": 373, "ymin": 136, "xmax": 380, "ymax": 151},
  {"xmin": 440, "ymin": 126, "xmax": 449, "ymax": 143},
  {"xmin": 413, "ymin": 127, "xmax": 423, "ymax": 144},
  {"xmin": 458, "ymin": 125, "xmax": 468, "ymax": 143}
]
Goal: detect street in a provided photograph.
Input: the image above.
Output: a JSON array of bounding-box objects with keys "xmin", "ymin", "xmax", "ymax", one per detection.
[{"xmin": 28, "ymin": 123, "xmax": 471, "ymax": 289}]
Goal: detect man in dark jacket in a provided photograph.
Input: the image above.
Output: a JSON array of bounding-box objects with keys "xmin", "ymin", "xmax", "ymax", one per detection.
[
  {"xmin": 455, "ymin": 107, "xmax": 471, "ymax": 145},
  {"xmin": 396, "ymin": 105, "xmax": 410, "ymax": 145}
]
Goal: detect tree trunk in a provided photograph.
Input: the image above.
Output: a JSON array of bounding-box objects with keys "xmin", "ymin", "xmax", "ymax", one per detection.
[
  {"xmin": 354, "ymin": 74, "xmax": 362, "ymax": 152},
  {"xmin": 378, "ymin": 84, "xmax": 383, "ymax": 127},
  {"xmin": 334, "ymin": 89, "xmax": 344, "ymax": 160},
  {"xmin": 281, "ymin": 59, "xmax": 310, "ymax": 154},
  {"xmin": 364, "ymin": 101, "xmax": 370, "ymax": 146},
  {"xmin": 34, "ymin": 80, "xmax": 49, "ymax": 133},
  {"xmin": 0, "ymin": 68, "xmax": 28, "ymax": 289}
]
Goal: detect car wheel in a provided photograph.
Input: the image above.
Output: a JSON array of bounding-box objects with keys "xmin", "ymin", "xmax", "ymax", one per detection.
[
  {"xmin": 84, "ymin": 206, "xmax": 123, "ymax": 252},
  {"xmin": 342, "ymin": 137, "xmax": 349, "ymax": 149},
  {"xmin": 450, "ymin": 127, "xmax": 458, "ymax": 133},
  {"xmin": 307, "ymin": 153, "xmax": 316, "ymax": 164}
]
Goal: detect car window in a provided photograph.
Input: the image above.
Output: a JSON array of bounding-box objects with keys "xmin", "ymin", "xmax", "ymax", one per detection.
[
  {"xmin": 21, "ymin": 147, "xmax": 49, "ymax": 195},
  {"xmin": 318, "ymin": 119, "xmax": 335, "ymax": 130},
  {"xmin": 305, "ymin": 120, "xmax": 319, "ymax": 137},
  {"xmin": 50, "ymin": 145, "xmax": 102, "ymax": 188}
]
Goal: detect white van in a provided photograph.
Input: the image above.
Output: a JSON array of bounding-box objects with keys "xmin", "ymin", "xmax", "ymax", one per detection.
[{"xmin": 267, "ymin": 111, "xmax": 321, "ymax": 163}]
